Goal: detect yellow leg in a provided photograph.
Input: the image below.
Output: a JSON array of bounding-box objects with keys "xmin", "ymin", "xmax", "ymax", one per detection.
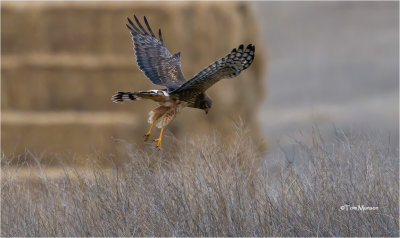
[
  {"xmin": 144, "ymin": 122, "xmax": 155, "ymax": 141},
  {"xmin": 154, "ymin": 127, "xmax": 164, "ymax": 150}
]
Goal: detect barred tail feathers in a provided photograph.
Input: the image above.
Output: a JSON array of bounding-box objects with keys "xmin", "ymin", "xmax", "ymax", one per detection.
[
  {"xmin": 111, "ymin": 92, "xmax": 140, "ymax": 103},
  {"xmin": 111, "ymin": 90, "xmax": 169, "ymax": 103}
]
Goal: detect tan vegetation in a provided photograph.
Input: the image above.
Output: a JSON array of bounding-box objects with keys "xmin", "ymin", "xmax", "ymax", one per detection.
[{"xmin": 2, "ymin": 124, "xmax": 398, "ymax": 236}]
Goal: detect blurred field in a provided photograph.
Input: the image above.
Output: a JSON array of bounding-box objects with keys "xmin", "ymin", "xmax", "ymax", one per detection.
[
  {"xmin": 1, "ymin": 1, "xmax": 265, "ymax": 162},
  {"xmin": 2, "ymin": 125, "xmax": 398, "ymax": 236}
]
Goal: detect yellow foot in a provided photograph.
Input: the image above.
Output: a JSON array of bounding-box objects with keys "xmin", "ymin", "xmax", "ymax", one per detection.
[
  {"xmin": 154, "ymin": 138, "xmax": 162, "ymax": 150},
  {"xmin": 153, "ymin": 127, "xmax": 164, "ymax": 150},
  {"xmin": 144, "ymin": 122, "xmax": 155, "ymax": 141}
]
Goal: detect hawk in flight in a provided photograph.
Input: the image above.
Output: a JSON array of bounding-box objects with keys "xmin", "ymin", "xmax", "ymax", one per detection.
[{"xmin": 112, "ymin": 15, "xmax": 255, "ymax": 149}]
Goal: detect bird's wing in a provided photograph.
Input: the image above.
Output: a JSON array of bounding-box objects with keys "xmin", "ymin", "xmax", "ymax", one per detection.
[
  {"xmin": 127, "ymin": 15, "xmax": 186, "ymax": 91},
  {"xmin": 171, "ymin": 44, "xmax": 255, "ymax": 97}
]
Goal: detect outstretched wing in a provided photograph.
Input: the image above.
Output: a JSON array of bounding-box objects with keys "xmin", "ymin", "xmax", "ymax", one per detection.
[
  {"xmin": 171, "ymin": 44, "xmax": 255, "ymax": 98},
  {"xmin": 126, "ymin": 15, "xmax": 186, "ymax": 91}
]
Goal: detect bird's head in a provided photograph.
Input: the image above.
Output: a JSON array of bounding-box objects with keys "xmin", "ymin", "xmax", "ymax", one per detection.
[{"xmin": 200, "ymin": 96, "xmax": 213, "ymax": 114}]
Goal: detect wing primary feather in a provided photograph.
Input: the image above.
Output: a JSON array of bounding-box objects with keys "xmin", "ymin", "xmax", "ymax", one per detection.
[
  {"xmin": 143, "ymin": 16, "xmax": 156, "ymax": 37},
  {"xmin": 246, "ymin": 44, "xmax": 251, "ymax": 51},
  {"xmin": 127, "ymin": 17, "xmax": 140, "ymax": 34},
  {"xmin": 171, "ymin": 43, "xmax": 255, "ymax": 95},
  {"xmin": 158, "ymin": 29, "xmax": 164, "ymax": 45},
  {"xmin": 125, "ymin": 15, "xmax": 186, "ymax": 89},
  {"xmin": 126, "ymin": 24, "xmax": 133, "ymax": 31},
  {"xmin": 134, "ymin": 15, "xmax": 148, "ymax": 35},
  {"xmin": 127, "ymin": 17, "xmax": 134, "ymax": 27}
]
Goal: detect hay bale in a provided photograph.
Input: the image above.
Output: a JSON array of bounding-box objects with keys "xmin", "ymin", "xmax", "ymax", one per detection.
[{"xmin": 1, "ymin": 1, "xmax": 266, "ymax": 162}]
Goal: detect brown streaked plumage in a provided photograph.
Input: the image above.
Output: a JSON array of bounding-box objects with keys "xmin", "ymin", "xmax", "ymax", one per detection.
[{"xmin": 112, "ymin": 15, "xmax": 255, "ymax": 149}]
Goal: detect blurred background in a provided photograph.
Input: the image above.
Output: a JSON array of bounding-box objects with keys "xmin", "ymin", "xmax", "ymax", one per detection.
[
  {"xmin": 1, "ymin": 1, "xmax": 265, "ymax": 164},
  {"xmin": 1, "ymin": 1, "xmax": 398, "ymax": 164},
  {"xmin": 252, "ymin": 1, "xmax": 398, "ymax": 149}
]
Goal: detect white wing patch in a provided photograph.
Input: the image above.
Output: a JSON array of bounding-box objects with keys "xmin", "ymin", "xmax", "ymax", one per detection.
[{"xmin": 148, "ymin": 90, "xmax": 170, "ymax": 97}]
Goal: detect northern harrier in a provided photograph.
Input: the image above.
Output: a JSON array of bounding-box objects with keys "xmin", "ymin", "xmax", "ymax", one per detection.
[{"xmin": 112, "ymin": 15, "xmax": 255, "ymax": 149}]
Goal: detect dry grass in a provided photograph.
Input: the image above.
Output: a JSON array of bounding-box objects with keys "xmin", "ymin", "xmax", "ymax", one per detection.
[{"xmin": 1, "ymin": 124, "xmax": 398, "ymax": 236}]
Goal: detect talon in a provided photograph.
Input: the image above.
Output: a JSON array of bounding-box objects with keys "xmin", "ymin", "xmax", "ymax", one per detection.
[
  {"xmin": 144, "ymin": 122, "xmax": 155, "ymax": 141},
  {"xmin": 153, "ymin": 128, "xmax": 164, "ymax": 150},
  {"xmin": 154, "ymin": 138, "xmax": 161, "ymax": 149}
]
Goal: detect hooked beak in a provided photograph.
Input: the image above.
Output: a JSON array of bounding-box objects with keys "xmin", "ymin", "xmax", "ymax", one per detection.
[{"xmin": 205, "ymin": 108, "xmax": 209, "ymax": 114}]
